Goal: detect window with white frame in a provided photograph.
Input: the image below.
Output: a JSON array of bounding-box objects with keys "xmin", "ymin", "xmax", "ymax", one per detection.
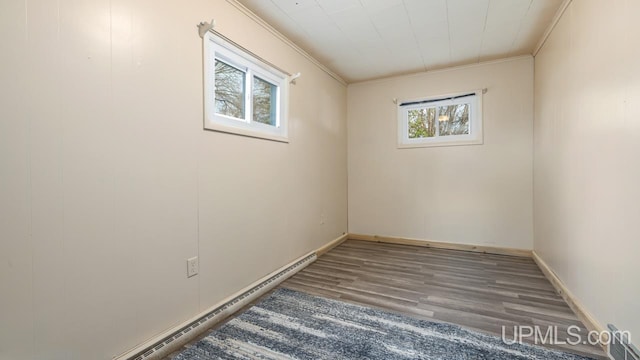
[
  {"xmin": 397, "ymin": 90, "xmax": 483, "ymax": 148},
  {"xmin": 203, "ymin": 32, "xmax": 288, "ymax": 142}
]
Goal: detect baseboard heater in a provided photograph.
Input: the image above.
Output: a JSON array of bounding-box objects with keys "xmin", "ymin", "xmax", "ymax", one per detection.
[
  {"xmin": 609, "ymin": 324, "xmax": 639, "ymax": 360},
  {"xmin": 114, "ymin": 252, "xmax": 317, "ymax": 360}
]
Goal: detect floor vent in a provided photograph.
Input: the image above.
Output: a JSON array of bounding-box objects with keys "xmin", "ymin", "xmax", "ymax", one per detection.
[
  {"xmin": 120, "ymin": 252, "xmax": 317, "ymax": 360},
  {"xmin": 609, "ymin": 324, "xmax": 639, "ymax": 360}
]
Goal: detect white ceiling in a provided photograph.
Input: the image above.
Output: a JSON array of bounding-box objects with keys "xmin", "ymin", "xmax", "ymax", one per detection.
[{"xmin": 237, "ymin": 0, "xmax": 564, "ymax": 83}]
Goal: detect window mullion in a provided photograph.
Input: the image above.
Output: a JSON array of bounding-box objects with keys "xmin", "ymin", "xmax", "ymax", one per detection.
[
  {"xmin": 245, "ymin": 69, "xmax": 253, "ymax": 123},
  {"xmin": 468, "ymin": 101, "xmax": 474, "ymax": 135},
  {"xmin": 275, "ymin": 85, "xmax": 281, "ymax": 127},
  {"xmin": 435, "ymin": 106, "xmax": 440, "ymax": 137},
  {"xmin": 404, "ymin": 109, "xmax": 409, "ymax": 141}
]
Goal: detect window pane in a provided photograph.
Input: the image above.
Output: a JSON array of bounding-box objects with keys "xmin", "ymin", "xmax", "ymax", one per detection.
[
  {"xmin": 215, "ymin": 60, "xmax": 245, "ymax": 119},
  {"xmin": 253, "ymin": 77, "xmax": 277, "ymax": 126},
  {"xmin": 438, "ymin": 103, "xmax": 470, "ymax": 136},
  {"xmin": 408, "ymin": 107, "xmax": 436, "ymax": 138}
]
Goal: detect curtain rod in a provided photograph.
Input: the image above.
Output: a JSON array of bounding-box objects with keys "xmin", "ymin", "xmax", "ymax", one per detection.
[
  {"xmin": 399, "ymin": 92, "xmax": 474, "ymax": 107},
  {"xmin": 396, "ymin": 88, "xmax": 487, "ymax": 106},
  {"xmin": 197, "ymin": 20, "xmax": 295, "ymax": 79}
]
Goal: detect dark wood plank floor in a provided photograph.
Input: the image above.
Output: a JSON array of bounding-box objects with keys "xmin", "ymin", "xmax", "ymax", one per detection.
[
  {"xmin": 283, "ymin": 240, "xmax": 606, "ymax": 358},
  {"xmin": 168, "ymin": 240, "xmax": 607, "ymax": 359}
]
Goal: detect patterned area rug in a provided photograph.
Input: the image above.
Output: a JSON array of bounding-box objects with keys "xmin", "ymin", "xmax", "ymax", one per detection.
[{"xmin": 174, "ymin": 288, "xmax": 593, "ymax": 360}]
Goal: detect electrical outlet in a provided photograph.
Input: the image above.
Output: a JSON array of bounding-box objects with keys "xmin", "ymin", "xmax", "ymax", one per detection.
[
  {"xmin": 187, "ymin": 256, "xmax": 198, "ymax": 278},
  {"xmin": 320, "ymin": 212, "xmax": 326, "ymax": 225}
]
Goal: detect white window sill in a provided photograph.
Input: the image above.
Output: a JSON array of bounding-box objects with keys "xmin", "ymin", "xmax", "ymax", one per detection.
[
  {"xmin": 397, "ymin": 138, "xmax": 483, "ymax": 149},
  {"xmin": 204, "ymin": 122, "xmax": 289, "ymax": 143}
]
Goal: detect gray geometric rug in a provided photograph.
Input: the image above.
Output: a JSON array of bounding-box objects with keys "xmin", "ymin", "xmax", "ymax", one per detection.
[{"xmin": 174, "ymin": 288, "xmax": 594, "ymax": 360}]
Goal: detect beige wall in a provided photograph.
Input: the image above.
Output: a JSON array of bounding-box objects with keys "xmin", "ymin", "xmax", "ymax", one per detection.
[
  {"xmin": 348, "ymin": 57, "xmax": 534, "ymax": 249},
  {"xmin": 534, "ymin": 0, "xmax": 640, "ymax": 339},
  {"xmin": 0, "ymin": 0, "xmax": 347, "ymax": 358}
]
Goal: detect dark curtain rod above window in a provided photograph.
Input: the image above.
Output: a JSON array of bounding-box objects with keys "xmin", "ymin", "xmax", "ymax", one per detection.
[{"xmin": 399, "ymin": 92, "xmax": 476, "ymax": 107}]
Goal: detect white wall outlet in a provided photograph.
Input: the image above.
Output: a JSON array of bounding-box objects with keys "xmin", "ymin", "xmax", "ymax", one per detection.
[
  {"xmin": 187, "ymin": 256, "xmax": 198, "ymax": 278},
  {"xmin": 320, "ymin": 212, "xmax": 326, "ymax": 225}
]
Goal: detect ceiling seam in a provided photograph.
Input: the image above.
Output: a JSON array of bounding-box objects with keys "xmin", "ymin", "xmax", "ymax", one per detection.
[
  {"xmin": 477, "ymin": 0, "xmax": 491, "ymax": 63},
  {"xmin": 401, "ymin": 0, "xmax": 428, "ymax": 73},
  {"xmin": 509, "ymin": 0, "xmax": 534, "ymax": 55},
  {"xmin": 316, "ymin": 0, "xmax": 367, "ymax": 78},
  {"xmin": 445, "ymin": 0, "xmax": 452, "ymax": 64},
  {"xmin": 359, "ymin": 0, "xmax": 388, "ymax": 45},
  {"xmin": 356, "ymin": 0, "xmax": 390, "ymax": 80},
  {"xmin": 269, "ymin": 0, "xmax": 314, "ymax": 48}
]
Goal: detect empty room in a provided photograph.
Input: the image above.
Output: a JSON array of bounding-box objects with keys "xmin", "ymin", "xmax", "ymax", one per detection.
[{"xmin": 1, "ymin": 0, "xmax": 638, "ymax": 359}]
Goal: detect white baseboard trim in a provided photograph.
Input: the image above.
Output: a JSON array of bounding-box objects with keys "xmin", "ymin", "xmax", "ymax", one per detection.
[
  {"xmin": 532, "ymin": 251, "xmax": 607, "ymax": 350},
  {"xmin": 348, "ymin": 233, "xmax": 532, "ymax": 257},
  {"xmin": 316, "ymin": 233, "xmax": 348, "ymax": 256}
]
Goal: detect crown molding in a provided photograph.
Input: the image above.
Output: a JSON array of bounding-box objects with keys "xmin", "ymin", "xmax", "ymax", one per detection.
[
  {"xmin": 533, "ymin": 0, "xmax": 572, "ymax": 56},
  {"xmin": 349, "ymin": 54, "xmax": 533, "ymax": 87}
]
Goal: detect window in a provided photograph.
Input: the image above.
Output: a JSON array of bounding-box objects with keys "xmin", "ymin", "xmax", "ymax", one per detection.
[
  {"xmin": 397, "ymin": 90, "xmax": 483, "ymax": 148},
  {"xmin": 204, "ymin": 32, "xmax": 288, "ymax": 142}
]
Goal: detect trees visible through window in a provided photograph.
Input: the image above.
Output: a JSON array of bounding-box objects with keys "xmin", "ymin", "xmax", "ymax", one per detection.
[
  {"xmin": 214, "ymin": 60, "xmax": 245, "ymax": 119},
  {"xmin": 407, "ymin": 104, "xmax": 470, "ymax": 139},
  {"xmin": 398, "ymin": 91, "xmax": 482, "ymax": 148},
  {"xmin": 252, "ymin": 77, "xmax": 277, "ymax": 126}
]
